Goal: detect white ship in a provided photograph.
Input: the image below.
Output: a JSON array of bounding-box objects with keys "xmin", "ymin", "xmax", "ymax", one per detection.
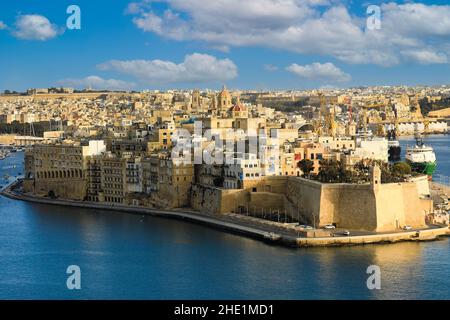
[{"xmin": 405, "ymin": 137, "xmax": 437, "ymax": 177}]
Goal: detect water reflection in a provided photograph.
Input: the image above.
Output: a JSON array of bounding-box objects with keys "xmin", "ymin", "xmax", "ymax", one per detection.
[{"xmin": 1, "ymin": 149, "xmax": 450, "ymax": 299}]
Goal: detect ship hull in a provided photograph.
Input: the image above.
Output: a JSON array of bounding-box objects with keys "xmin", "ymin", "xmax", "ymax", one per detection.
[{"xmin": 406, "ymin": 160, "xmax": 437, "ymax": 176}]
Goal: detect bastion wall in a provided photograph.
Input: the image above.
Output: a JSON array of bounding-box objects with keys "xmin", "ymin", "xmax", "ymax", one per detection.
[{"xmin": 191, "ymin": 175, "xmax": 432, "ymax": 232}]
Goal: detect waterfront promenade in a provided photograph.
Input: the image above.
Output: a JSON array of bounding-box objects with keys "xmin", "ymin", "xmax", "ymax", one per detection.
[{"xmin": 2, "ymin": 180, "xmax": 449, "ymax": 248}]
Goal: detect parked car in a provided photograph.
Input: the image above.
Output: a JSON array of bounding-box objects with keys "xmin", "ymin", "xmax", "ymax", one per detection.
[
  {"xmin": 305, "ymin": 226, "xmax": 314, "ymax": 230},
  {"xmin": 324, "ymin": 224, "xmax": 336, "ymax": 229},
  {"xmin": 403, "ymin": 225, "xmax": 413, "ymax": 231}
]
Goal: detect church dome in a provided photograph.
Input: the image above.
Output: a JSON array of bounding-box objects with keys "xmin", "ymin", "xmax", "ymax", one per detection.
[
  {"xmin": 219, "ymin": 86, "xmax": 231, "ymax": 98},
  {"xmin": 231, "ymin": 104, "xmax": 247, "ymax": 112}
]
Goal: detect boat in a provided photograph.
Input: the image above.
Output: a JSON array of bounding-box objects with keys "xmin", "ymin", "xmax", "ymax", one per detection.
[
  {"xmin": 387, "ymin": 129, "xmax": 401, "ymax": 162},
  {"xmin": 405, "ymin": 134, "xmax": 436, "ymax": 178}
]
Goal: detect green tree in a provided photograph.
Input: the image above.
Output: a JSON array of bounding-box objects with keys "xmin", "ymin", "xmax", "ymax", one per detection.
[
  {"xmin": 298, "ymin": 159, "xmax": 315, "ymax": 178},
  {"xmin": 392, "ymin": 162, "xmax": 412, "ymax": 175},
  {"xmin": 317, "ymin": 159, "xmax": 339, "ymax": 182},
  {"xmin": 318, "ymin": 160, "xmax": 355, "ymax": 183}
]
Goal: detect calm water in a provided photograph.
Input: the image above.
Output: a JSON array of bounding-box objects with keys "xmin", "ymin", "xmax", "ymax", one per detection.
[{"xmin": 0, "ymin": 139, "xmax": 450, "ymax": 300}]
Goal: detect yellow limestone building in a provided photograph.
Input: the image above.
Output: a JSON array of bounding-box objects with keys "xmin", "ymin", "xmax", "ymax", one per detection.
[
  {"xmin": 191, "ymin": 165, "xmax": 433, "ymax": 232},
  {"xmin": 23, "ymin": 141, "xmax": 106, "ymax": 200}
]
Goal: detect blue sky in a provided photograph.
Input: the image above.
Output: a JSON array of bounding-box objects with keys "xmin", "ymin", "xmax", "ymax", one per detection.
[{"xmin": 1, "ymin": 0, "xmax": 450, "ymax": 91}]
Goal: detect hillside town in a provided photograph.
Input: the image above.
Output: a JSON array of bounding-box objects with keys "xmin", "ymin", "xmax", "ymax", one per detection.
[{"xmin": 1, "ymin": 86, "xmax": 449, "ymax": 240}]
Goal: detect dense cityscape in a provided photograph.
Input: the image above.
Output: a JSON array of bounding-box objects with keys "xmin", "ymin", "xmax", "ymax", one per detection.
[{"xmin": 0, "ymin": 85, "xmax": 449, "ymax": 245}]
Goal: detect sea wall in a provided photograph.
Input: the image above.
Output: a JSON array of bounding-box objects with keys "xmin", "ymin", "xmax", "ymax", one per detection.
[
  {"xmin": 190, "ymin": 184, "xmax": 248, "ymax": 214},
  {"xmin": 24, "ymin": 178, "xmax": 87, "ymax": 201},
  {"xmin": 192, "ymin": 174, "xmax": 432, "ymax": 232},
  {"xmin": 5, "ymin": 179, "xmax": 447, "ymax": 248},
  {"xmin": 285, "ymin": 178, "xmax": 378, "ymax": 230},
  {"xmin": 249, "ymin": 192, "xmax": 286, "ymax": 214},
  {"xmin": 296, "ymin": 227, "xmax": 448, "ymax": 247},
  {"xmin": 286, "ymin": 177, "xmax": 323, "ymax": 225},
  {"xmin": 330, "ymin": 184, "xmax": 378, "ymax": 231},
  {"xmin": 374, "ymin": 180, "xmax": 431, "ymax": 231}
]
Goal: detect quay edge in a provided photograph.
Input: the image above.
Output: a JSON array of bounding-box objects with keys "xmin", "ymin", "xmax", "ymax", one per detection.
[{"xmin": 1, "ymin": 179, "xmax": 449, "ymax": 248}]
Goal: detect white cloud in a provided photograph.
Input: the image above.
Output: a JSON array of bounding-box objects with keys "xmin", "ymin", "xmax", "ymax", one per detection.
[
  {"xmin": 97, "ymin": 53, "xmax": 238, "ymax": 84},
  {"xmin": 0, "ymin": 21, "xmax": 7, "ymax": 30},
  {"xmin": 401, "ymin": 50, "xmax": 448, "ymax": 65},
  {"xmin": 286, "ymin": 62, "xmax": 351, "ymax": 82},
  {"xmin": 381, "ymin": 3, "xmax": 450, "ymax": 38},
  {"xmin": 58, "ymin": 76, "xmax": 136, "ymax": 91},
  {"xmin": 125, "ymin": 0, "xmax": 152, "ymax": 15},
  {"xmin": 12, "ymin": 14, "xmax": 61, "ymax": 40},
  {"xmin": 127, "ymin": 1, "xmax": 450, "ymax": 66},
  {"xmin": 125, "ymin": 2, "xmax": 144, "ymax": 15}
]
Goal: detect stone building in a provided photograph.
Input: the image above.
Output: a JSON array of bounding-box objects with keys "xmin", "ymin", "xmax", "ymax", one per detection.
[
  {"xmin": 24, "ymin": 144, "xmax": 87, "ymax": 200},
  {"xmin": 191, "ymin": 89, "xmax": 201, "ymax": 111},
  {"xmin": 143, "ymin": 154, "xmax": 194, "ymax": 208},
  {"xmin": 23, "ymin": 140, "xmax": 106, "ymax": 200},
  {"xmin": 217, "ymin": 86, "xmax": 232, "ymax": 115},
  {"xmin": 191, "ymin": 168, "xmax": 433, "ymax": 232},
  {"xmin": 99, "ymin": 154, "xmax": 126, "ymax": 204},
  {"xmin": 147, "ymin": 121, "xmax": 175, "ymax": 151},
  {"xmin": 86, "ymin": 156, "xmax": 102, "ymax": 202}
]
